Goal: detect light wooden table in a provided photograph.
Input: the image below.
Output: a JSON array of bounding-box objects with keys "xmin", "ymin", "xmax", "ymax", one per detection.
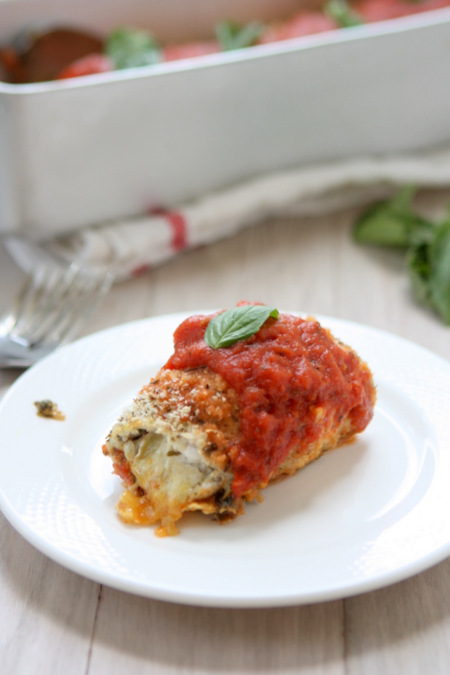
[{"xmin": 1, "ymin": 189, "xmax": 450, "ymax": 675}]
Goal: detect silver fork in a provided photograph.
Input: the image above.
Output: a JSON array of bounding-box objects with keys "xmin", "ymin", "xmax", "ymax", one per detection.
[{"xmin": 0, "ymin": 259, "xmax": 114, "ymax": 368}]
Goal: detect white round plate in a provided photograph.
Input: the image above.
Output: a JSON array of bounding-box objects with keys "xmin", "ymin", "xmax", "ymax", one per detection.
[{"xmin": 0, "ymin": 312, "xmax": 449, "ymax": 608}]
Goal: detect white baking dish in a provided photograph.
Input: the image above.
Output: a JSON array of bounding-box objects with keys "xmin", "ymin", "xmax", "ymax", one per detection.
[{"xmin": 1, "ymin": 0, "xmax": 450, "ymax": 239}]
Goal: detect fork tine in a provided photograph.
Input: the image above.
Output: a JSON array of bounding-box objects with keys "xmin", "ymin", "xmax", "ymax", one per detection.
[
  {"xmin": 6, "ymin": 263, "xmax": 114, "ymax": 350},
  {"xmin": 1, "ymin": 235, "xmax": 114, "ymax": 367},
  {"xmin": 2, "ymin": 266, "xmax": 50, "ymax": 340},
  {"xmin": 39, "ymin": 269, "xmax": 114, "ymax": 348},
  {"xmin": 9, "ymin": 263, "xmax": 84, "ymax": 346}
]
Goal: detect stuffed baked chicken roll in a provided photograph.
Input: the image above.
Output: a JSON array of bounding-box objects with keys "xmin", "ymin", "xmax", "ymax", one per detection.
[{"xmin": 103, "ymin": 304, "xmax": 376, "ymax": 536}]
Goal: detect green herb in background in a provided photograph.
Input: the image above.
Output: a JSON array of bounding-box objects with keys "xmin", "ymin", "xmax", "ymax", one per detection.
[
  {"xmin": 353, "ymin": 186, "xmax": 450, "ymax": 324},
  {"xmin": 105, "ymin": 27, "xmax": 161, "ymax": 70},
  {"xmin": 423, "ymin": 221, "xmax": 450, "ymax": 324},
  {"xmin": 205, "ymin": 305, "xmax": 279, "ymax": 349},
  {"xmin": 353, "ymin": 186, "xmax": 435, "ymax": 247},
  {"xmin": 325, "ymin": 0, "xmax": 364, "ymax": 27},
  {"xmin": 215, "ymin": 20, "xmax": 265, "ymax": 51}
]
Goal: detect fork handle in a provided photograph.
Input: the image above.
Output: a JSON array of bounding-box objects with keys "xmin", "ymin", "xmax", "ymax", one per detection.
[{"xmin": 0, "ymin": 337, "xmax": 47, "ymax": 369}]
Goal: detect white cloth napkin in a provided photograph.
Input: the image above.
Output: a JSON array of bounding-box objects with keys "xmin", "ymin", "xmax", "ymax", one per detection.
[{"xmin": 49, "ymin": 144, "xmax": 450, "ymax": 281}]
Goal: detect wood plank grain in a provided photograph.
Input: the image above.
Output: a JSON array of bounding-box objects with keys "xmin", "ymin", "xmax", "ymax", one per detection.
[
  {"xmin": 89, "ymin": 590, "xmax": 345, "ymax": 674},
  {"xmin": 345, "ymin": 560, "xmax": 450, "ymax": 675},
  {"xmin": 0, "ymin": 516, "xmax": 98, "ymax": 675}
]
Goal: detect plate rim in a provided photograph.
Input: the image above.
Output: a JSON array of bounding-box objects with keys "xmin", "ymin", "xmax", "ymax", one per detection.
[{"xmin": 0, "ymin": 310, "xmax": 449, "ymax": 608}]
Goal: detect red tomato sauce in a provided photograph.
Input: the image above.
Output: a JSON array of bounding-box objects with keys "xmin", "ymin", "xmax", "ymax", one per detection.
[{"xmin": 165, "ymin": 311, "xmax": 374, "ymax": 499}]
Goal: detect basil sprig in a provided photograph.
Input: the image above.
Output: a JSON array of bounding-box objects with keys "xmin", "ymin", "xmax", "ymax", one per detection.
[
  {"xmin": 353, "ymin": 186, "xmax": 450, "ymax": 324},
  {"xmin": 105, "ymin": 27, "xmax": 161, "ymax": 70},
  {"xmin": 205, "ymin": 305, "xmax": 279, "ymax": 349},
  {"xmin": 215, "ymin": 20, "xmax": 264, "ymax": 51},
  {"xmin": 325, "ymin": 0, "xmax": 364, "ymax": 27}
]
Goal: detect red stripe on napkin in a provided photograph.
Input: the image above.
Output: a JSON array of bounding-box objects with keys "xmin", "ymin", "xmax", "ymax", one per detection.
[
  {"xmin": 150, "ymin": 207, "xmax": 188, "ymax": 252},
  {"xmin": 165, "ymin": 211, "xmax": 188, "ymax": 251},
  {"xmin": 130, "ymin": 263, "xmax": 152, "ymax": 277}
]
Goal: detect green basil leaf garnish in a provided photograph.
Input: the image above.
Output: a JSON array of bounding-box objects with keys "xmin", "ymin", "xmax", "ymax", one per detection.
[
  {"xmin": 215, "ymin": 20, "xmax": 264, "ymax": 51},
  {"xmin": 105, "ymin": 27, "xmax": 161, "ymax": 70},
  {"xmin": 325, "ymin": 0, "xmax": 364, "ymax": 27},
  {"xmin": 205, "ymin": 305, "xmax": 279, "ymax": 349}
]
